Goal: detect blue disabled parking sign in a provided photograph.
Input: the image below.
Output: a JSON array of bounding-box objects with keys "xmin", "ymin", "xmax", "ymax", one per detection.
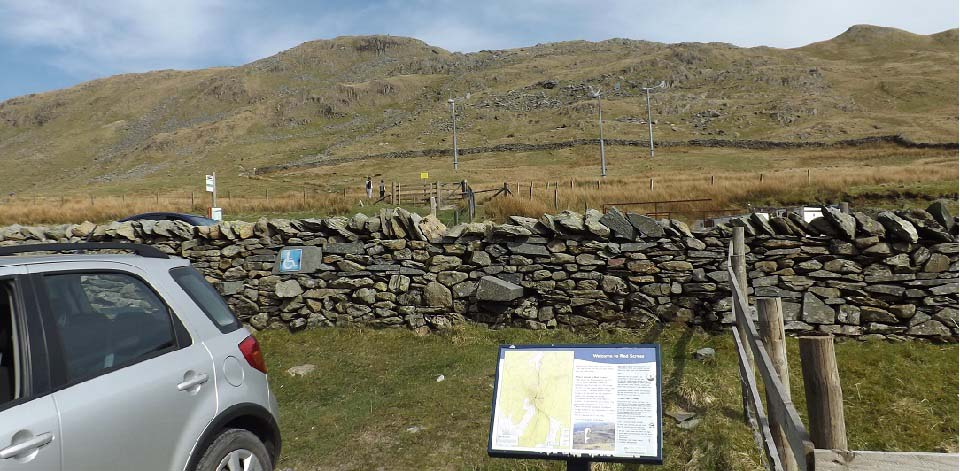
[{"xmin": 278, "ymin": 248, "xmax": 303, "ymax": 273}]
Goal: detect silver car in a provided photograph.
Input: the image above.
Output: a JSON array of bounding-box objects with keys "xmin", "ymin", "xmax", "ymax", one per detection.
[{"xmin": 0, "ymin": 243, "xmax": 281, "ymax": 471}]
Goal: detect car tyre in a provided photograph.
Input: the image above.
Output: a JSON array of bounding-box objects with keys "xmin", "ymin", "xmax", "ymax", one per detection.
[{"xmin": 195, "ymin": 428, "xmax": 273, "ymax": 471}]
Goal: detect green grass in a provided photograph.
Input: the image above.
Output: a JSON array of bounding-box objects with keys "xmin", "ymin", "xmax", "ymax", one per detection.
[{"xmin": 256, "ymin": 324, "xmax": 958, "ymax": 470}]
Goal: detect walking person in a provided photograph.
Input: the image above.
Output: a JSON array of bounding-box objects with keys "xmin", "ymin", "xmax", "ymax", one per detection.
[
  {"xmin": 365, "ymin": 176, "xmax": 373, "ymax": 199},
  {"xmin": 379, "ymin": 179, "xmax": 386, "ymax": 199}
]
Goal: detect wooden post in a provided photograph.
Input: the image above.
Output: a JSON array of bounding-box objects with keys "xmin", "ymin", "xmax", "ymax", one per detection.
[
  {"xmin": 649, "ymin": 177, "xmax": 654, "ymax": 191},
  {"xmin": 711, "ymin": 175, "xmax": 715, "ymax": 186},
  {"xmin": 429, "ymin": 197, "xmax": 437, "ymax": 217},
  {"xmin": 839, "ymin": 202, "xmax": 849, "ymax": 214},
  {"xmin": 570, "ymin": 178, "xmax": 574, "ymax": 189},
  {"xmin": 596, "ymin": 179, "xmax": 601, "ymax": 190},
  {"xmin": 396, "ymin": 183, "xmax": 401, "ymax": 204},
  {"xmin": 732, "ymin": 227, "xmax": 755, "ymax": 424},
  {"xmin": 799, "ymin": 336, "xmax": 848, "ymax": 451},
  {"xmin": 528, "ymin": 182, "xmax": 533, "ymax": 200},
  {"xmin": 516, "ymin": 182, "xmax": 520, "ymax": 194},
  {"xmin": 760, "ymin": 173, "xmax": 764, "ymax": 183},
  {"xmin": 90, "ymin": 194, "xmax": 94, "ymax": 206},
  {"xmin": 758, "ymin": 297, "xmax": 797, "ymax": 471},
  {"xmin": 806, "ymin": 169, "xmax": 811, "ymax": 184},
  {"xmin": 553, "ymin": 188, "xmax": 559, "ymax": 210}
]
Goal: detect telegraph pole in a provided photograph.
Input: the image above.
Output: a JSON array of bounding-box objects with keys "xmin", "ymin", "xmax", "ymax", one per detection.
[
  {"xmin": 591, "ymin": 87, "xmax": 607, "ymax": 177},
  {"xmin": 641, "ymin": 81, "xmax": 666, "ymax": 158},
  {"xmin": 448, "ymin": 98, "xmax": 459, "ymax": 171}
]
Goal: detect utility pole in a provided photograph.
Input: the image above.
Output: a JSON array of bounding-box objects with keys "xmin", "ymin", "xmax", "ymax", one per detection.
[
  {"xmin": 591, "ymin": 87, "xmax": 607, "ymax": 177},
  {"xmin": 448, "ymin": 98, "xmax": 459, "ymax": 171},
  {"xmin": 641, "ymin": 81, "xmax": 666, "ymax": 158}
]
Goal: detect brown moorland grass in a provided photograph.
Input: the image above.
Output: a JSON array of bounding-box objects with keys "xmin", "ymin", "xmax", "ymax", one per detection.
[{"xmin": 1, "ymin": 146, "xmax": 955, "ymax": 225}]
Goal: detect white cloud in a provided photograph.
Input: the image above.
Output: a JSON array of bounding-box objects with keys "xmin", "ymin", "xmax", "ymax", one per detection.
[
  {"xmin": 0, "ymin": 0, "xmax": 955, "ymax": 84},
  {"xmin": 0, "ymin": 0, "xmax": 229, "ymax": 75}
]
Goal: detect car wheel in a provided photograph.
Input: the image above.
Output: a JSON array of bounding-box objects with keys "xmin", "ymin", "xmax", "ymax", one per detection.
[{"xmin": 195, "ymin": 428, "xmax": 273, "ymax": 471}]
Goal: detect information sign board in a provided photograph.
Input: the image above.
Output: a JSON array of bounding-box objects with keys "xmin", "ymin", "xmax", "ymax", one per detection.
[
  {"xmin": 488, "ymin": 344, "xmax": 662, "ymax": 464},
  {"xmin": 205, "ymin": 174, "xmax": 216, "ymax": 192},
  {"xmin": 420, "ymin": 172, "xmax": 429, "ymax": 179}
]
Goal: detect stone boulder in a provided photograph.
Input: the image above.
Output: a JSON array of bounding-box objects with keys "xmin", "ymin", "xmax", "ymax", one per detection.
[
  {"xmin": 423, "ymin": 282, "xmax": 453, "ymax": 308},
  {"xmin": 926, "ymin": 200, "xmax": 953, "ymax": 230},
  {"xmin": 853, "ymin": 212, "xmax": 885, "ymax": 237},
  {"xmin": 802, "ymin": 293, "xmax": 835, "ymax": 324},
  {"xmin": 821, "ymin": 206, "xmax": 856, "ymax": 240},
  {"xmin": 584, "ymin": 209, "xmax": 611, "ymax": 237},
  {"xmin": 877, "ymin": 212, "xmax": 918, "ymax": 243},
  {"xmin": 476, "ymin": 276, "xmax": 523, "ymax": 302},
  {"xmin": 418, "ymin": 214, "xmax": 446, "ymax": 241},
  {"xmin": 626, "ymin": 213, "xmax": 665, "ymax": 238},
  {"xmin": 554, "ymin": 210, "xmax": 586, "ymax": 233},
  {"xmin": 599, "ymin": 208, "xmax": 636, "ymax": 240}
]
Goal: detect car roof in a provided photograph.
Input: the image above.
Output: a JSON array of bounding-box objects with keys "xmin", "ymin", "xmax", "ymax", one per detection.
[{"xmin": 0, "ymin": 253, "xmax": 190, "ymax": 269}]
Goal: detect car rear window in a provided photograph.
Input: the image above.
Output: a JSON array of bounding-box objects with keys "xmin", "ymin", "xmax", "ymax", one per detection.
[{"xmin": 170, "ymin": 267, "xmax": 241, "ymax": 333}]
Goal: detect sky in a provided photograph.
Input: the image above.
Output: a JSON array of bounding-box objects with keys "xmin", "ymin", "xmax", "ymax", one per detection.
[{"xmin": 0, "ymin": 0, "xmax": 957, "ymax": 100}]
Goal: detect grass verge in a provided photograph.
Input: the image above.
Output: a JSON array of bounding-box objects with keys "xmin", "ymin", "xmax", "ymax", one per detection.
[{"xmin": 256, "ymin": 324, "xmax": 958, "ymax": 470}]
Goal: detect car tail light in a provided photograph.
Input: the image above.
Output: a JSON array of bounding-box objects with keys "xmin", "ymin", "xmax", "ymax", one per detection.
[{"xmin": 239, "ymin": 335, "xmax": 268, "ymax": 374}]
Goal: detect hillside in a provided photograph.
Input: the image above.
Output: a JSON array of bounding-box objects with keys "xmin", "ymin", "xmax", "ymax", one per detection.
[{"xmin": 0, "ymin": 25, "xmax": 956, "ymax": 195}]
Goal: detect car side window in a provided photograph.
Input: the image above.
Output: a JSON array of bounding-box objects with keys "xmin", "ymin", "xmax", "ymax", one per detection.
[
  {"xmin": 169, "ymin": 267, "xmax": 241, "ymax": 333},
  {"xmin": 41, "ymin": 272, "xmax": 178, "ymax": 381},
  {"xmin": 0, "ymin": 281, "xmax": 20, "ymax": 405}
]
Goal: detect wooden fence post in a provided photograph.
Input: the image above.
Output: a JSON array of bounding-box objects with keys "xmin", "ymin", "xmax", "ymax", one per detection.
[
  {"xmin": 553, "ymin": 188, "xmax": 559, "ymax": 210},
  {"xmin": 732, "ymin": 227, "xmax": 755, "ymax": 425},
  {"xmin": 799, "ymin": 336, "xmax": 848, "ymax": 451},
  {"xmin": 528, "ymin": 182, "xmax": 533, "ymax": 200},
  {"xmin": 806, "ymin": 169, "xmax": 811, "ymax": 184},
  {"xmin": 758, "ymin": 297, "xmax": 797, "ymax": 471},
  {"xmin": 570, "ymin": 178, "xmax": 574, "ymax": 189},
  {"xmin": 596, "ymin": 179, "xmax": 601, "ymax": 190},
  {"xmin": 430, "ymin": 197, "xmax": 437, "ymax": 217},
  {"xmin": 711, "ymin": 175, "xmax": 715, "ymax": 185},
  {"xmin": 649, "ymin": 178, "xmax": 655, "ymax": 191},
  {"xmin": 760, "ymin": 173, "xmax": 764, "ymax": 183}
]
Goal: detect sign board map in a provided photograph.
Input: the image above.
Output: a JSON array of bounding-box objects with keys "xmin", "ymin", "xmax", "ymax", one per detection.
[{"xmin": 488, "ymin": 344, "xmax": 662, "ymax": 464}]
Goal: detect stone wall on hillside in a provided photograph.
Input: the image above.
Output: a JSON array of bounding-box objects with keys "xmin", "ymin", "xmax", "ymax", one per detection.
[{"xmin": 0, "ymin": 203, "xmax": 957, "ymax": 342}]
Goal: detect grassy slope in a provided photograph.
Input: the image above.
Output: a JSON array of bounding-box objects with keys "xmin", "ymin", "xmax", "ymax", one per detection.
[
  {"xmin": 257, "ymin": 324, "xmax": 958, "ymax": 471},
  {"xmin": 0, "ymin": 26, "xmax": 956, "ymax": 196}
]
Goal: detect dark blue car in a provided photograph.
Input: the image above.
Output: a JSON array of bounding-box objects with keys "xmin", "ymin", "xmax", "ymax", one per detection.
[{"xmin": 119, "ymin": 212, "xmax": 217, "ymax": 226}]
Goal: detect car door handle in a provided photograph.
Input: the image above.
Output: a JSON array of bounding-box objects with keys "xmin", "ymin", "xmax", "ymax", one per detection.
[
  {"xmin": 177, "ymin": 373, "xmax": 209, "ymax": 391},
  {"xmin": 0, "ymin": 432, "xmax": 53, "ymax": 459}
]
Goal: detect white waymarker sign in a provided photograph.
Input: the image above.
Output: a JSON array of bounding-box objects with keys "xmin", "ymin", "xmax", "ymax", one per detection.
[
  {"xmin": 205, "ymin": 174, "xmax": 216, "ymax": 192},
  {"xmin": 210, "ymin": 207, "xmax": 222, "ymax": 221},
  {"xmin": 488, "ymin": 344, "xmax": 662, "ymax": 465}
]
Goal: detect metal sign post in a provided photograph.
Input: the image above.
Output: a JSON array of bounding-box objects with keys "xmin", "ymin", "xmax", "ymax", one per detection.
[{"xmin": 206, "ymin": 172, "xmax": 221, "ymax": 221}]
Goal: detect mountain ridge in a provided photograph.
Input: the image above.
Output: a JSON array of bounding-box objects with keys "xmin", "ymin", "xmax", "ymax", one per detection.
[{"xmin": 0, "ymin": 24, "xmax": 956, "ymax": 193}]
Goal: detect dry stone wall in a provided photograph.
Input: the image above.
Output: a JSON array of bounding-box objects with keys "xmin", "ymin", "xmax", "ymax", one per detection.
[{"xmin": 1, "ymin": 203, "xmax": 956, "ymax": 342}]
